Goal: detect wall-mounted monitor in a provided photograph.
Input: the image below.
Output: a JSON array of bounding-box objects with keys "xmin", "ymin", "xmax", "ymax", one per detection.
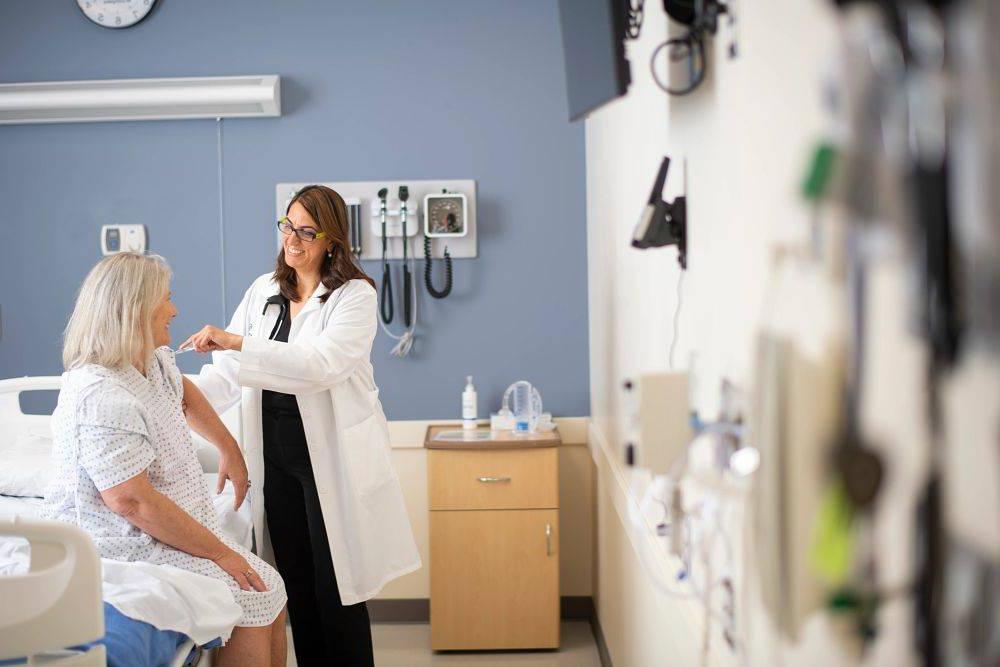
[{"xmin": 557, "ymin": 0, "xmax": 632, "ymax": 122}]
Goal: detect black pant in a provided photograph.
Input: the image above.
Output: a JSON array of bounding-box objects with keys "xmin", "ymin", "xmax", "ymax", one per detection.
[{"xmin": 263, "ymin": 409, "xmax": 374, "ymax": 667}]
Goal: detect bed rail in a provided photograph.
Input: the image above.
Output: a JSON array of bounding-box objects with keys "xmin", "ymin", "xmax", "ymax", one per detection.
[
  {"xmin": 0, "ymin": 376, "xmax": 62, "ymax": 418},
  {"xmin": 0, "ymin": 517, "xmax": 105, "ymax": 665},
  {"xmin": 0, "ymin": 373, "xmax": 239, "ymax": 474}
]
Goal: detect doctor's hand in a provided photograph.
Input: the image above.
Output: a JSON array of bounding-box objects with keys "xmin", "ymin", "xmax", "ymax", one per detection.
[
  {"xmin": 217, "ymin": 447, "xmax": 250, "ymax": 511},
  {"xmin": 181, "ymin": 325, "xmax": 243, "ymax": 353}
]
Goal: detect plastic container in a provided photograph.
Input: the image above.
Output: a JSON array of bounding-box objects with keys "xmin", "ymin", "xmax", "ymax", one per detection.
[
  {"xmin": 505, "ymin": 381, "xmax": 543, "ymax": 434},
  {"xmin": 491, "ymin": 408, "xmax": 515, "ymax": 431}
]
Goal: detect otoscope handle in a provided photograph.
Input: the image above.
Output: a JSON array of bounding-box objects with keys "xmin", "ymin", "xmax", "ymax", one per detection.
[
  {"xmin": 380, "ymin": 264, "xmax": 394, "ymax": 324},
  {"xmin": 403, "ymin": 266, "xmax": 412, "ymax": 328}
]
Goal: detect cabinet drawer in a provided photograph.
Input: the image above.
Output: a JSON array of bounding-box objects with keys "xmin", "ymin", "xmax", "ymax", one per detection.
[{"xmin": 428, "ymin": 447, "xmax": 558, "ymax": 510}]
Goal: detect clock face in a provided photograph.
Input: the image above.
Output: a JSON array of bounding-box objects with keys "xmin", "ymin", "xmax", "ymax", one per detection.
[
  {"xmin": 426, "ymin": 196, "xmax": 467, "ymax": 237},
  {"xmin": 77, "ymin": 0, "xmax": 156, "ymax": 29}
]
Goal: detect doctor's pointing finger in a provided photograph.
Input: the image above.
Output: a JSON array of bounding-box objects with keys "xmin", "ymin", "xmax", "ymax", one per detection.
[{"xmin": 186, "ymin": 185, "xmax": 421, "ymax": 666}]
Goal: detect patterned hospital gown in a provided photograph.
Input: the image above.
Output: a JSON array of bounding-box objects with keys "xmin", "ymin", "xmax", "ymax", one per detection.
[{"xmin": 44, "ymin": 347, "xmax": 286, "ymax": 627}]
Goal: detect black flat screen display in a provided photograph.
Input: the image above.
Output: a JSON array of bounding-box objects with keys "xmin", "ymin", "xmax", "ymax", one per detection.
[{"xmin": 557, "ymin": 0, "xmax": 632, "ymax": 121}]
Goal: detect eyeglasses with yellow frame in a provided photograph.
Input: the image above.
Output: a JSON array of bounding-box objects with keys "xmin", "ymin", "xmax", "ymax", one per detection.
[{"xmin": 277, "ymin": 217, "xmax": 327, "ymax": 243}]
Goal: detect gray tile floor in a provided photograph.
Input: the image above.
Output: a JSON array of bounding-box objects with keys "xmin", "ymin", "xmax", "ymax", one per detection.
[{"xmin": 287, "ymin": 622, "xmax": 602, "ymax": 666}]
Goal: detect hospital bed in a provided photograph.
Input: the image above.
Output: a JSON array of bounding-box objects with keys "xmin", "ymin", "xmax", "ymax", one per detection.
[{"xmin": 0, "ymin": 375, "xmax": 249, "ymax": 667}]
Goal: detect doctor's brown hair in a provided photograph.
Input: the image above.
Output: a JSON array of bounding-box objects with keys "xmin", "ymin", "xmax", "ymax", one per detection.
[{"xmin": 275, "ymin": 185, "xmax": 375, "ymax": 302}]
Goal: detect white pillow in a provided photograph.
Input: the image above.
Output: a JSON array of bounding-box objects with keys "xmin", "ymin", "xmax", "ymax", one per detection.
[{"xmin": 0, "ymin": 429, "xmax": 54, "ymax": 498}]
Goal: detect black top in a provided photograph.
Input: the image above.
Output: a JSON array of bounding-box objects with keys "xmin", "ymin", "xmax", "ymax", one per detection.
[{"xmin": 261, "ymin": 296, "xmax": 300, "ymax": 416}]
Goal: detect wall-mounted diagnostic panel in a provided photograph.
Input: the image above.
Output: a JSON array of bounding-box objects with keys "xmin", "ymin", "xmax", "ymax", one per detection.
[
  {"xmin": 276, "ymin": 180, "xmax": 477, "ymax": 356},
  {"xmin": 275, "ymin": 180, "xmax": 477, "ymax": 260},
  {"xmin": 100, "ymin": 224, "xmax": 147, "ymax": 255}
]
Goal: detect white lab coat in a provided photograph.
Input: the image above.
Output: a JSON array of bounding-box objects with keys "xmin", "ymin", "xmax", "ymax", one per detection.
[{"xmin": 192, "ymin": 273, "xmax": 421, "ymax": 605}]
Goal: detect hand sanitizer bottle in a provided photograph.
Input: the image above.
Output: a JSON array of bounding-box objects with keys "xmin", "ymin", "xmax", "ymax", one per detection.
[{"xmin": 462, "ymin": 376, "xmax": 477, "ymax": 430}]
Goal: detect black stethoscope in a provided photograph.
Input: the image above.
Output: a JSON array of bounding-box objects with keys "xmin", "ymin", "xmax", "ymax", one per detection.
[{"xmin": 263, "ymin": 295, "xmax": 288, "ymax": 341}]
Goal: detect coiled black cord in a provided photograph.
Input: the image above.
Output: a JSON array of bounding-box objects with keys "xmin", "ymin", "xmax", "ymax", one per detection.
[{"xmin": 424, "ymin": 235, "xmax": 453, "ymax": 299}]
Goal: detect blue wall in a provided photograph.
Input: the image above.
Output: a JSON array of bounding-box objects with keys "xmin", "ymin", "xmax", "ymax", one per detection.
[{"xmin": 0, "ymin": 0, "xmax": 589, "ymax": 419}]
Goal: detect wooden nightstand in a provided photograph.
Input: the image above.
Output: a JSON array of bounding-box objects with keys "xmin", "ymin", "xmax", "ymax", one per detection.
[{"xmin": 426, "ymin": 425, "xmax": 561, "ymax": 651}]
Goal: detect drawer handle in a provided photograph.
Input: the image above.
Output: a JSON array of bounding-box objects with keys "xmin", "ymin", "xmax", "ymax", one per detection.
[
  {"xmin": 546, "ymin": 523, "xmax": 553, "ymax": 556},
  {"xmin": 476, "ymin": 476, "xmax": 511, "ymax": 483}
]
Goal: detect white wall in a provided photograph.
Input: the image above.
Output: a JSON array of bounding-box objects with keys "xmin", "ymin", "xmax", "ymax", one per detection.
[
  {"xmin": 588, "ymin": 0, "xmax": 841, "ymax": 437},
  {"xmin": 583, "ymin": 1, "xmax": 999, "ymax": 665}
]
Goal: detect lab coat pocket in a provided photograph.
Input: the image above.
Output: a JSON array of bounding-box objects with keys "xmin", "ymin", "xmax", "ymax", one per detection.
[
  {"xmin": 341, "ymin": 412, "xmax": 395, "ymax": 499},
  {"xmin": 340, "ymin": 388, "xmax": 381, "ymax": 430}
]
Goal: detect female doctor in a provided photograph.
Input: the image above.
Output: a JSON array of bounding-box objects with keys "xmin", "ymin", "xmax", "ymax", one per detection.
[{"xmin": 182, "ymin": 185, "xmax": 420, "ymax": 665}]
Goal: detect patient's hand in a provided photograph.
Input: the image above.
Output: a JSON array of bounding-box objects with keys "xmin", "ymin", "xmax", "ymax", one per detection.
[
  {"xmin": 214, "ymin": 548, "xmax": 267, "ymax": 592},
  {"xmin": 218, "ymin": 447, "xmax": 250, "ymax": 511},
  {"xmin": 181, "ymin": 376, "xmax": 250, "ymax": 510}
]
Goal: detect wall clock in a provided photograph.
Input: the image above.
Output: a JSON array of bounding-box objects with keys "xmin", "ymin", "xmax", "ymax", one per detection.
[{"xmin": 77, "ymin": 0, "xmax": 156, "ymax": 29}]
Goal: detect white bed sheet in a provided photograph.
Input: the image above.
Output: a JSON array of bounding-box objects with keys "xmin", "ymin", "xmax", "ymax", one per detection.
[{"xmin": 0, "ymin": 494, "xmax": 43, "ymax": 521}]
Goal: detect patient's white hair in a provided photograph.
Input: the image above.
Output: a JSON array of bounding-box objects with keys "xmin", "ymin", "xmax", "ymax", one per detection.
[{"xmin": 63, "ymin": 253, "xmax": 172, "ymax": 370}]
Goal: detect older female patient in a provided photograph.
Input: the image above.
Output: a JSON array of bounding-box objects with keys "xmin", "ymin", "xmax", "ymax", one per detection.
[{"xmin": 43, "ymin": 253, "xmax": 287, "ymax": 667}]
